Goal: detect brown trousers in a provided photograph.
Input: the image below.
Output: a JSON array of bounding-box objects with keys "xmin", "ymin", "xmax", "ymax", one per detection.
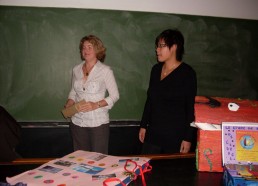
[{"xmin": 69, "ymin": 122, "xmax": 109, "ymax": 154}]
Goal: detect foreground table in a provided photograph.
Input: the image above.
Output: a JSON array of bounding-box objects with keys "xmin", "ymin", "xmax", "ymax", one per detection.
[{"xmin": 130, "ymin": 158, "xmax": 223, "ymax": 186}]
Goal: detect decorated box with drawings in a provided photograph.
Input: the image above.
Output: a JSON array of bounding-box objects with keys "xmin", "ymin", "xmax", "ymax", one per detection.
[
  {"xmin": 196, "ymin": 129, "xmax": 223, "ymax": 172},
  {"xmin": 195, "ymin": 96, "xmax": 258, "ymax": 172},
  {"xmin": 222, "ymin": 122, "xmax": 258, "ymax": 186},
  {"xmin": 6, "ymin": 150, "xmax": 151, "ymax": 186}
]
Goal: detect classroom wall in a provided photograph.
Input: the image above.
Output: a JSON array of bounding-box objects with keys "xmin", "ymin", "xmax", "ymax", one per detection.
[
  {"xmin": 0, "ymin": 4, "xmax": 258, "ymax": 121},
  {"xmin": 1, "ymin": 1, "xmax": 256, "ymax": 159},
  {"xmin": 1, "ymin": 0, "xmax": 258, "ymax": 20}
]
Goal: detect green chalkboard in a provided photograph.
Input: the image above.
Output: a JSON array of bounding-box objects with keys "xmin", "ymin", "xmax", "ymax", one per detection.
[{"xmin": 1, "ymin": 6, "xmax": 258, "ymax": 121}]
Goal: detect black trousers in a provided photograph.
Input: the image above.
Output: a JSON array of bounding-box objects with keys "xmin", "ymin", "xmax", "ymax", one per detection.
[{"xmin": 69, "ymin": 123, "xmax": 109, "ymax": 154}]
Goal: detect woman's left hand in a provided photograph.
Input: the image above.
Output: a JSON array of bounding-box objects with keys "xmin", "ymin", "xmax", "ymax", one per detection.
[
  {"xmin": 180, "ymin": 140, "xmax": 191, "ymax": 153},
  {"xmin": 78, "ymin": 101, "xmax": 98, "ymax": 112}
]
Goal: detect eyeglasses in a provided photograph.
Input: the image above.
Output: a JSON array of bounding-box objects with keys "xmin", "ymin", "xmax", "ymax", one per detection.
[{"xmin": 156, "ymin": 43, "xmax": 167, "ymax": 49}]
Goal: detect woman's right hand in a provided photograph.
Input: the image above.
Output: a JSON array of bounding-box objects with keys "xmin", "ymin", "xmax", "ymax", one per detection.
[{"xmin": 139, "ymin": 128, "xmax": 146, "ymax": 143}]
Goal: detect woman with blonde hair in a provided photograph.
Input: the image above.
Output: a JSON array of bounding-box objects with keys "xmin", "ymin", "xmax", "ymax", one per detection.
[{"xmin": 65, "ymin": 35, "xmax": 119, "ymax": 154}]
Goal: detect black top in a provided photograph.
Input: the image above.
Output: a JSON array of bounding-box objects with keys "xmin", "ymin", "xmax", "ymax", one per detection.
[{"xmin": 140, "ymin": 62, "xmax": 197, "ymax": 152}]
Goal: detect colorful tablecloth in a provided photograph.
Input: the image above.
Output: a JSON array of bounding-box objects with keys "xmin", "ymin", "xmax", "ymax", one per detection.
[{"xmin": 7, "ymin": 150, "xmax": 151, "ymax": 186}]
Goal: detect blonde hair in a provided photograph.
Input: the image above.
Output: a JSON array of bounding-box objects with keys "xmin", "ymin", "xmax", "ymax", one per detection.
[{"xmin": 79, "ymin": 35, "xmax": 106, "ymax": 62}]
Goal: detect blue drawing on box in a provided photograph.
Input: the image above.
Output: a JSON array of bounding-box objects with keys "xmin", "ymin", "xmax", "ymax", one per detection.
[{"xmin": 240, "ymin": 135, "xmax": 255, "ymax": 149}]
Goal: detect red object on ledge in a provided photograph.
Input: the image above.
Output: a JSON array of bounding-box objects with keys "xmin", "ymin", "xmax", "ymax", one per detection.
[{"xmin": 195, "ymin": 96, "xmax": 258, "ymax": 124}]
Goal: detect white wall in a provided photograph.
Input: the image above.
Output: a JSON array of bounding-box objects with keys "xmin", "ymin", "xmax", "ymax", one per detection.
[{"xmin": 1, "ymin": 0, "xmax": 258, "ymax": 20}]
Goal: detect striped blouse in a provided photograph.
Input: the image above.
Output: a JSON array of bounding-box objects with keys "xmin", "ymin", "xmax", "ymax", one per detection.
[{"xmin": 68, "ymin": 61, "xmax": 119, "ymax": 127}]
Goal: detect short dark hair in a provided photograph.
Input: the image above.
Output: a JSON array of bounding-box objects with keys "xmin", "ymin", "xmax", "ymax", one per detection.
[
  {"xmin": 155, "ymin": 29, "xmax": 185, "ymax": 61},
  {"xmin": 79, "ymin": 35, "xmax": 106, "ymax": 62}
]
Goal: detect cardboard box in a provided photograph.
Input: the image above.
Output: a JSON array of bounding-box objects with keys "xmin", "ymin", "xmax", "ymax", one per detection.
[
  {"xmin": 61, "ymin": 99, "xmax": 86, "ymax": 118},
  {"xmin": 195, "ymin": 96, "xmax": 258, "ymax": 172},
  {"xmin": 222, "ymin": 122, "xmax": 258, "ymax": 186}
]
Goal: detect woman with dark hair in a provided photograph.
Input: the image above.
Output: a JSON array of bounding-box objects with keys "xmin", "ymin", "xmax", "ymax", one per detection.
[
  {"xmin": 139, "ymin": 29, "xmax": 197, "ymax": 154},
  {"xmin": 65, "ymin": 35, "xmax": 119, "ymax": 154}
]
